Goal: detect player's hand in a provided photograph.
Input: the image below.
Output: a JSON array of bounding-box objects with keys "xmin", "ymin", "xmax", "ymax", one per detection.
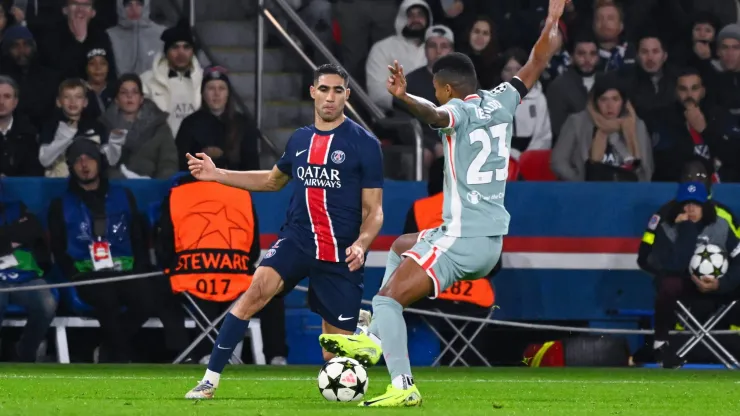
[
  {"xmin": 692, "ymin": 275, "xmax": 720, "ymax": 293},
  {"xmin": 186, "ymin": 152, "xmax": 219, "ymax": 182},
  {"xmin": 548, "ymin": 0, "xmax": 569, "ymax": 20},
  {"xmin": 345, "ymin": 242, "xmax": 365, "ymax": 272},
  {"xmin": 386, "ymin": 60, "xmax": 407, "ymax": 99}
]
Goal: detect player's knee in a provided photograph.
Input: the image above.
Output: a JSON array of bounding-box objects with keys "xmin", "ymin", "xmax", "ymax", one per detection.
[{"xmin": 391, "ymin": 234, "xmax": 416, "ymax": 256}]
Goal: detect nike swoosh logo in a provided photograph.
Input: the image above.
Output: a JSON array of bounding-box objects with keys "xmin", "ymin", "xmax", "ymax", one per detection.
[
  {"xmin": 296, "ymin": 149, "xmax": 308, "ymax": 157},
  {"xmin": 216, "ymin": 344, "xmax": 230, "ymax": 350},
  {"xmin": 338, "ymin": 315, "xmax": 354, "ymax": 321}
]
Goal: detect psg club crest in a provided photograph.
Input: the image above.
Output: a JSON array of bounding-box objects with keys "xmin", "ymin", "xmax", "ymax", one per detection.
[
  {"xmin": 264, "ymin": 249, "xmax": 276, "ymax": 259},
  {"xmin": 331, "ymin": 150, "xmax": 345, "ymax": 164}
]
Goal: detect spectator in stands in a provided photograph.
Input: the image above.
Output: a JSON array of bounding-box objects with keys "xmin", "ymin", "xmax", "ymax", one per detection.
[
  {"xmin": 712, "ymin": 24, "xmax": 740, "ymax": 111},
  {"xmin": 141, "ymin": 19, "xmax": 202, "ymax": 136},
  {"xmin": 47, "ymin": 138, "xmax": 154, "ymax": 363},
  {"xmin": 551, "ymin": 73, "xmax": 653, "ymax": 182},
  {"xmin": 546, "ymin": 33, "xmax": 600, "ymax": 143},
  {"xmin": 0, "ymin": 76, "xmax": 42, "ymax": 177},
  {"xmin": 638, "ymin": 159, "xmax": 738, "ymax": 276},
  {"xmin": 36, "ymin": 0, "xmax": 117, "ymax": 83},
  {"xmin": 156, "ymin": 173, "xmax": 289, "ymax": 365},
  {"xmin": 365, "ymin": 0, "xmax": 432, "ymax": 112},
  {"xmin": 496, "ymin": 47, "xmax": 552, "ymax": 159},
  {"xmin": 0, "ymin": 2, "xmax": 17, "ymax": 43},
  {"xmin": 593, "ymin": 1, "xmax": 635, "ymax": 72},
  {"xmin": 459, "ymin": 16, "xmax": 498, "ymax": 90},
  {"xmin": 539, "ymin": 18, "xmax": 570, "ymax": 89},
  {"xmin": 101, "ymin": 73, "xmax": 178, "ymax": 179},
  {"xmin": 626, "ymin": 33, "xmax": 676, "ymax": 132},
  {"xmin": 176, "ymin": 67, "xmax": 260, "ymax": 172},
  {"xmin": 332, "ymin": 0, "xmax": 396, "ymax": 88},
  {"xmin": 82, "ymin": 46, "xmax": 114, "ymax": 120},
  {"xmin": 650, "ymin": 180, "xmax": 740, "ymax": 367},
  {"xmin": 392, "ymin": 25, "xmax": 453, "ymax": 168},
  {"xmin": 650, "ymin": 68, "xmax": 739, "ymax": 182},
  {"xmin": 38, "ymin": 78, "xmax": 123, "ymax": 178},
  {"xmin": 0, "ymin": 25, "xmax": 61, "ymax": 129},
  {"xmin": 107, "ymin": 0, "xmax": 165, "ymax": 76},
  {"xmin": 0, "ymin": 199, "xmax": 55, "ymax": 362},
  {"xmin": 673, "ymin": 12, "xmax": 722, "ymax": 83}
]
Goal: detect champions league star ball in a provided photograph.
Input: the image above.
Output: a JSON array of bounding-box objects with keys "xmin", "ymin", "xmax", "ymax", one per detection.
[
  {"xmin": 689, "ymin": 244, "xmax": 729, "ymax": 278},
  {"xmin": 317, "ymin": 357, "xmax": 368, "ymax": 402}
]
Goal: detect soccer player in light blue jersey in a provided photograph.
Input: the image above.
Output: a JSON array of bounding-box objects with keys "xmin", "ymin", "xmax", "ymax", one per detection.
[{"xmin": 319, "ymin": 0, "xmax": 569, "ymax": 407}]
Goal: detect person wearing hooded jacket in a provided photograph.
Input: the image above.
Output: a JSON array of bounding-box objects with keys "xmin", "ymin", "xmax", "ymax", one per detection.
[
  {"xmin": 175, "ymin": 66, "xmax": 260, "ymax": 172},
  {"xmin": 100, "ymin": 73, "xmax": 178, "ymax": 179},
  {"xmin": 140, "ymin": 19, "xmax": 203, "ymax": 136},
  {"xmin": 106, "ymin": 0, "xmax": 165, "ymax": 77},
  {"xmin": 365, "ymin": 0, "xmax": 432, "ymax": 112}
]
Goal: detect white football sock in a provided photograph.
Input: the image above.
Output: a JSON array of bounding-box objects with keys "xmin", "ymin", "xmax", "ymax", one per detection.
[
  {"xmin": 368, "ymin": 332, "xmax": 382, "ymax": 348},
  {"xmin": 391, "ymin": 374, "xmax": 414, "ymax": 390},
  {"xmin": 203, "ymin": 369, "xmax": 221, "ymax": 388}
]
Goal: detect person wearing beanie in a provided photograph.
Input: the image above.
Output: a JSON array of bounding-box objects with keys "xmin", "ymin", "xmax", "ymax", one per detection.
[
  {"xmin": 710, "ymin": 23, "xmax": 740, "ymax": 112},
  {"xmin": 551, "ymin": 73, "xmax": 654, "ymax": 182},
  {"xmin": 100, "ymin": 72, "xmax": 178, "ymax": 179},
  {"xmin": 175, "ymin": 65, "xmax": 260, "ymax": 171},
  {"xmin": 140, "ymin": 18, "xmax": 202, "ymax": 136},
  {"xmin": 46, "ymin": 137, "xmax": 156, "ymax": 363},
  {"xmin": 81, "ymin": 45, "xmax": 115, "ymax": 120},
  {"xmin": 107, "ymin": 0, "xmax": 165, "ymax": 76},
  {"xmin": 0, "ymin": 24, "xmax": 61, "ymax": 129},
  {"xmin": 35, "ymin": 0, "xmax": 118, "ymax": 83}
]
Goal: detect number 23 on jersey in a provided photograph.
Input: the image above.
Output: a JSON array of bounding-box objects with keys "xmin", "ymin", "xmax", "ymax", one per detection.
[{"xmin": 466, "ymin": 123, "xmax": 509, "ymax": 185}]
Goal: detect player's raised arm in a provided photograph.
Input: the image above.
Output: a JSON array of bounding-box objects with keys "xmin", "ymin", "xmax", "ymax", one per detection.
[
  {"xmin": 515, "ymin": 0, "xmax": 568, "ymax": 91},
  {"xmin": 186, "ymin": 153, "xmax": 290, "ymax": 192},
  {"xmin": 387, "ymin": 60, "xmax": 451, "ymax": 128}
]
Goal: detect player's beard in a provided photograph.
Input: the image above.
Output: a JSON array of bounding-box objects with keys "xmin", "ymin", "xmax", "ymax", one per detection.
[
  {"xmin": 574, "ymin": 65, "xmax": 596, "ymax": 77},
  {"xmin": 402, "ymin": 26, "xmax": 426, "ymax": 41}
]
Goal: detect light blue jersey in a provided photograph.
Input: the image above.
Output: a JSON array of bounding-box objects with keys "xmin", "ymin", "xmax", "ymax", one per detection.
[{"xmin": 435, "ymin": 81, "xmax": 521, "ymax": 237}]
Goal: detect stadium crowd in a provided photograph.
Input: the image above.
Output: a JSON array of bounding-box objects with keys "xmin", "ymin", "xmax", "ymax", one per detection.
[{"xmin": 0, "ymin": 0, "xmax": 739, "ymax": 365}]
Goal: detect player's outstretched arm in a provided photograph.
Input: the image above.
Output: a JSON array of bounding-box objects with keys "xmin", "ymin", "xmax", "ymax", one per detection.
[
  {"xmin": 187, "ymin": 152, "xmax": 290, "ymax": 192},
  {"xmin": 387, "ymin": 60, "xmax": 451, "ymax": 128},
  {"xmin": 515, "ymin": 0, "xmax": 567, "ymax": 91}
]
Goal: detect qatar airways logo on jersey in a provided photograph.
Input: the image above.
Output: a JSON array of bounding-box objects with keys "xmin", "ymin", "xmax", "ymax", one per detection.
[{"xmin": 296, "ymin": 166, "xmax": 342, "ymax": 188}]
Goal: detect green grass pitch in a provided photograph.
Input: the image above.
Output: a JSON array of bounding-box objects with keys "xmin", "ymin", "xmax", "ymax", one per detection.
[{"xmin": 0, "ymin": 364, "xmax": 738, "ymax": 415}]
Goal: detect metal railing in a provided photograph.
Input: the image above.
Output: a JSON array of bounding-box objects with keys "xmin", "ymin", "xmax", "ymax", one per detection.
[
  {"xmin": 173, "ymin": 0, "xmax": 281, "ymax": 157},
  {"xmin": 255, "ymin": 0, "xmax": 424, "ymax": 180}
]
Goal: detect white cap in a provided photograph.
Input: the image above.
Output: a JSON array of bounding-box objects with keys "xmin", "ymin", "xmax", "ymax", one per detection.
[{"xmin": 425, "ymin": 25, "xmax": 454, "ymax": 44}]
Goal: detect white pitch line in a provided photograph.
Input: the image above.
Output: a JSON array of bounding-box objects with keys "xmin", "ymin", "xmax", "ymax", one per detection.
[{"xmin": 0, "ymin": 374, "xmax": 726, "ymax": 384}]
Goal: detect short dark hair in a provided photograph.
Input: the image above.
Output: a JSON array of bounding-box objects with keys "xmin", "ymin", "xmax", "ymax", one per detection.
[
  {"xmin": 58, "ymin": 78, "xmax": 88, "ymax": 97},
  {"xmin": 432, "ymin": 52, "xmax": 478, "ymax": 91},
  {"xmin": 313, "ymin": 64, "xmax": 349, "ymax": 85},
  {"xmin": 569, "ymin": 30, "xmax": 598, "ymax": 53},
  {"xmin": 0, "ymin": 76, "xmax": 19, "ymax": 98},
  {"xmin": 637, "ymin": 31, "xmax": 665, "ymax": 51},
  {"xmin": 676, "ymin": 66, "xmax": 702, "ymax": 80}
]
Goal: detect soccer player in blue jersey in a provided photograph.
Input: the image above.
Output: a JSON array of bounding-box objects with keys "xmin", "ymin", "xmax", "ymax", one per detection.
[
  {"xmin": 319, "ymin": 0, "xmax": 569, "ymax": 407},
  {"xmin": 183, "ymin": 64, "xmax": 384, "ymax": 399}
]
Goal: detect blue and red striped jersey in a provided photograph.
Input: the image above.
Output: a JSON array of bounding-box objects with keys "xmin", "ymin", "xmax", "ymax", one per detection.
[{"xmin": 276, "ymin": 117, "xmax": 384, "ymax": 262}]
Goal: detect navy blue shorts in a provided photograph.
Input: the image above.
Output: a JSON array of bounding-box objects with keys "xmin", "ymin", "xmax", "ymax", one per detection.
[{"xmin": 259, "ymin": 236, "xmax": 364, "ymax": 332}]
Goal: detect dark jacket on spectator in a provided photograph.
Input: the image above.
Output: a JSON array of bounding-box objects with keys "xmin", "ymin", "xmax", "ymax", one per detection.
[
  {"xmin": 0, "ymin": 201, "xmax": 51, "ymax": 275},
  {"xmin": 36, "ymin": 20, "xmax": 117, "ymax": 83},
  {"xmin": 0, "ymin": 45, "xmax": 61, "ymax": 130},
  {"xmin": 545, "ymin": 68, "xmax": 590, "ymax": 142},
  {"xmin": 83, "ymin": 83, "xmax": 115, "ymax": 121},
  {"xmin": 653, "ymin": 204, "xmax": 740, "ymax": 293},
  {"xmin": 100, "ymin": 99, "xmax": 178, "ymax": 179},
  {"xmin": 175, "ymin": 109, "xmax": 261, "ymax": 171},
  {"xmin": 710, "ymin": 71, "xmax": 740, "ymax": 113},
  {"xmin": 650, "ymin": 102, "xmax": 738, "ymax": 182},
  {"xmin": 0, "ymin": 114, "xmax": 43, "ymax": 177},
  {"xmin": 47, "ymin": 173, "xmax": 148, "ymax": 281},
  {"xmin": 626, "ymin": 65, "xmax": 677, "ymax": 130}
]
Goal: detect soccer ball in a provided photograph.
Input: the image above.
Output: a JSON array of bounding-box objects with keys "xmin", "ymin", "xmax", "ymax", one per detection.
[
  {"xmin": 689, "ymin": 244, "xmax": 729, "ymax": 278},
  {"xmin": 317, "ymin": 357, "xmax": 368, "ymax": 402}
]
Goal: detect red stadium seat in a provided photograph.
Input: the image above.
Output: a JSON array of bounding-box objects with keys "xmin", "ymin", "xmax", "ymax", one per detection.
[
  {"xmin": 507, "ymin": 157, "xmax": 519, "ymax": 181},
  {"xmin": 519, "ymin": 150, "xmax": 557, "ymax": 181}
]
